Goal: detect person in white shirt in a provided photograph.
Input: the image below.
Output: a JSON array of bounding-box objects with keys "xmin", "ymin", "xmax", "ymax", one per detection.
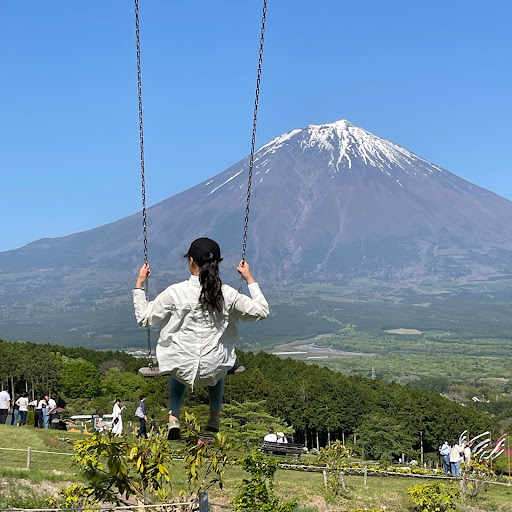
[
  {"xmin": 0, "ymin": 388, "xmax": 10, "ymax": 424},
  {"xmin": 134, "ymin": 238, "xmax": 269, "ymax": 440},
  {"xmin": 15, "ymin": 392, "xmax": 29, "ymax": 426},
  {"xmin": 463, "ymin": 442, "xmax": 471, "ymax": 463},
  {"xmin": 45, "ymin": 395, "xmax": 57, "ymax": 429},
  {"xmin": 449, "ymin": 439, "xmax": 464, "ymax": 476},
  {"xmin": 277, "ymin": 432, "xmax": 288, "ymax": 444},
  {"xmin": 111, "ymin": 399, "xmax": 125, "ymax": 436},
  {"xmin": 264, "ymin": 428, "xmax": 278, "ymax": 442}
]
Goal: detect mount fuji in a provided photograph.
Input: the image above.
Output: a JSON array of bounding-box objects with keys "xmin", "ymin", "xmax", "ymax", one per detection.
[{"xmin": 1, "ymin": 119, "xmax": 512, "ymax": 346}]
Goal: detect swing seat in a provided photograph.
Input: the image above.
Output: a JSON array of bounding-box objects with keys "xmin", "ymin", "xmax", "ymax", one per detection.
[{"xmin": 138, "ymin": 366, "xmax": 161, "ymax": 377}]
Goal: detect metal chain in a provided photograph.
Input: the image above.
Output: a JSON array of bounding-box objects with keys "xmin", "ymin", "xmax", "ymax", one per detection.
[
  {"xmin": 134, "ymin": 0, "xmax": 153, "ymax": 367},
  {"xmin": 241, "ymin": 0, "xmax": 267, "ymax": 267}
]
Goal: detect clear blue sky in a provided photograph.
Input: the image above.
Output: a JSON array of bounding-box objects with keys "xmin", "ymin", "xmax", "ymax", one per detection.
[{"xmin": 1, "ymin": 1, "xmax": 511, "ymax": 252}]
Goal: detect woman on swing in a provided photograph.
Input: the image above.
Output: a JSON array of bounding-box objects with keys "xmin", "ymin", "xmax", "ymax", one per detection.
[{"xmin": 133, "ymin": 237, "xmax": 269, "ymax": 439}]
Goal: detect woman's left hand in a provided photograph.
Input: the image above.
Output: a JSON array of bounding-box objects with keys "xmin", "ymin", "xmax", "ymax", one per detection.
[{"xmin": 136, "ymin": 263, "xmax": 151, "ymax": 288}]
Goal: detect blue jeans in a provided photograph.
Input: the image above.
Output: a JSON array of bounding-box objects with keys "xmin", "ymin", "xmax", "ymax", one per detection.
[
  {"xmin": 169, "ymin": 377, "xmax": 224, "ymax": 416},
  {"xmin": 19, "ymin": 410, "xmax": 27, "ymax": 426},
  {"xmin": 43, "ymin": 411, "xmax": 50, "ymax": 429},
  {"xmin": 13, "ymin": 409, "xmax": 19, "ymax": 425},
  {"xmin": 450, "ymin": 461, "xmax": 461, "ymax": 476},
  {"xmin": 442, "ymin": 456, "xmax": 450, "ymax": 474}
]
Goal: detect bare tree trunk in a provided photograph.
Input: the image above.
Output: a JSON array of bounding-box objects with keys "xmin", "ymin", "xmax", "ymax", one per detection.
[
  {"xmin": 316, "ymin": 429, "xmax": 320, "ymax": 451},
  {"xmin": 327, "ymin": 431, "xmax": 331, "ymax": 445}
]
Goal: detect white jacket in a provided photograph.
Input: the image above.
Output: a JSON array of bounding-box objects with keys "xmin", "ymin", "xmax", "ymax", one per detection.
[
  {"xmin": 450, "ymin": 444, "xmax": 464, "ymax": 463},
  {"xmin": 133, "ymin": 275, "xmax": 269, "ymax": 388}
]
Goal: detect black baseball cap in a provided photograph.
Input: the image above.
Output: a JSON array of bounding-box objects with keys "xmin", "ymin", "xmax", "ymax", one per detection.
[{"xmin": 186, "ymin": 238, "xmax": 223, "ymax": 266}]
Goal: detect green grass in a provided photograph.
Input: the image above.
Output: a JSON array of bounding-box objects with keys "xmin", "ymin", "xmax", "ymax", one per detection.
[{"xmin": 0, "ymin": 424, "xmax": 83, "ymax": 476}]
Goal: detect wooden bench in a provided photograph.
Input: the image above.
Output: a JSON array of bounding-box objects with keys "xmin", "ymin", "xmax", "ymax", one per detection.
[{"xmin": 259, "ymin": 441, "xmax": 305, "ymax": 458}]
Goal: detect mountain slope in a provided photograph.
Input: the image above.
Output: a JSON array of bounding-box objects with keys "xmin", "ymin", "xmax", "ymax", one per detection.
[{"xmin": 1, "ymin": 119, "xmax": 512, "ymax": 345}]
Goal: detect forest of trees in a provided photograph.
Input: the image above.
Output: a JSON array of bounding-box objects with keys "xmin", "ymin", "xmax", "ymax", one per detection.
[{"xmin": 0, "ymin": 339, "xmax": 499, "ymax": 463}]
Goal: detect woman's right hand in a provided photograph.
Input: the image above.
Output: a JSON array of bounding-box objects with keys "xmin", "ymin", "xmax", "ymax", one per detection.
[
  {"xmin": 136, "ymin": 263, "xmax": 151, "ymax": 288},
  {"xmin": 237, "ymin": 261, "xmax": 255, "ymax": 284}
]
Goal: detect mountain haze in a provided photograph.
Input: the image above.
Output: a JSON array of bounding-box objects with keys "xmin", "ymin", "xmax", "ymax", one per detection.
[{"xmin": 1, "ymin": 119, "xmax": 512, "ymax": 346}]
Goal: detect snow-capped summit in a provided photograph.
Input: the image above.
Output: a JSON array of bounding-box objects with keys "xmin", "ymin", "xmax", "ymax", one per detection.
[
  {"xmin": 200, "ymin": 119, "xmax": 480, "ymax": 209},
  {"xmin": 261, "ymin": 119, "xmax": 424, "ymax": 172}
]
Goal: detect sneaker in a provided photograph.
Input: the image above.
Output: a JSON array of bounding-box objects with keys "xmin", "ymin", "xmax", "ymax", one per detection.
[
  {"xmin": 167, "ymin": 418, "xmax": 181, "ymax": 440},
  {"xmin": 204, "ymin": 417, "xmax": 220, "ymax": 433},
  {"xmin": 234, "ymin": 365, "xmax": 246, "ymax": 374}
]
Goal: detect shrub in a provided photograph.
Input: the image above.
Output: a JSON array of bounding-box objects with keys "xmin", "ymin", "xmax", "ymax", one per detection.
[
  {"xmin": 232, "ymin": 450, "xmax": 297, "ymax": 512},
  {"xmin": 47, "ymin": 412, "xmax": 229, "ymax": 508},
  {"xmin": 317, "ymin": 441, "xmax": 350, "ymax": 496},
  {"xmin": 407, "ymin": 482, "xmax": 459, "ymax": 512}
]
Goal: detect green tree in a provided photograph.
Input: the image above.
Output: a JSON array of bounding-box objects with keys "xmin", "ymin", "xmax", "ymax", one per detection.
[
  {"xmin": 355, "ymin": 412, "xmax": 415, "ymax": 462},
  {"xmin": 60, "ymin": 357, "xmax": 102, "ymax": 398},
  {"xmin": 222, "ymin": 400, "xmax": 293, "ymax": 450},
  {"xmin": 100, "ymin": 367, "xmax": 146, "ymax": 401},
  {"xmin": 317, "ymin": 440, "xmax": 350, "ymax": 496}
]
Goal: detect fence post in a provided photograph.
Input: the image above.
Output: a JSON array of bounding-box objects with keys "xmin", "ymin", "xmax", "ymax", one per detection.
[
  {"xmin": 199, "ymin": 492, "xmax": 208, "ymax": 512},
  {"xmin": 322, "ymin": 469, "xmax": 328, "ymax": 489},
  {"xmin": 26, "ymin": 446, "xmax": 31, "ymax": 470},
  {"xmin": 364, "ymin": 465, "xmax": 368, "ymax": 487}
]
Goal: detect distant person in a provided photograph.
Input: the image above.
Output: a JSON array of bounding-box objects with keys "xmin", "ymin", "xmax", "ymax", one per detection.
[
  {"xmin": 0, "ymin": 388, "xmax": 10, "ymax": 424},
  {"xmin": 149, "ymin": 414, "xmax": 159, "ymax": 436},
  {"xmin": 264, "ymin": 428, "xmax": 278, "ymax": 442},
  {"xmin": 111, "ymin": 399, "xmax": 125, "ymax": 437},
  {"xmin": 42, "ymin": 396, "xmax": 50, "ymax": 429},
  {"xmin": 16, "ymin": 393, "xmax": 29, "ymax": 426},
  {"xmin": 34, "ymin": 396, "xmax": 47, "ymax": 428},
  {"xmin": 11, "ymin": 395, "xmax": 20, "ymax": 426},
  {"xmin": 439, "ymin": 439, "xmax": 451, "ymax": 474},
  {"xmin": 135, "ymin": 395, "xmax": 148, "ymax": 439},
  {"xmin": 449, "ymin": 439, "xmax": 464, "ymax": 476},
  {"xmin": 94, "ymin": 415, "xmax": 106, "ymax": 433},
  {"xmin": 277, "ymin": 432, "xmax": 288, "ymax": 444},
  {"xmin": 463, "ymin": 442, "xmax": 471, "ymax": 463},
  {"xmin": 133, "ymin": 237, "xmax": 268, "ymax": 440},
  {"xmin": 46, "ymin": 395, "xmax": 57, "ymax": 428}
]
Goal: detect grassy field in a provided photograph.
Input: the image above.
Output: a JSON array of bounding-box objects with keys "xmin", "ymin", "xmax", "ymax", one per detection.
[{"xmin": 1, "ymin": 425, "xmax": 511, "ymax": 511}]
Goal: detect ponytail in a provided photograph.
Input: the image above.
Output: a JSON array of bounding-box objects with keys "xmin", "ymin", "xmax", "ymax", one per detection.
[{"xmin": 199, "ymin": 260, "xmax": 224, "ymax": 313}]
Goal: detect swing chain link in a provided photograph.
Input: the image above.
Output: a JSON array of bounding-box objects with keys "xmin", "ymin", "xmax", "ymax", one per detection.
[
  {"xmin": 134, "ymin": 0, "xmax": 153, "ymax": 367},
  {"xmin": 241, "ymin": 0, "xmax": 267, "ymax": 266}
]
